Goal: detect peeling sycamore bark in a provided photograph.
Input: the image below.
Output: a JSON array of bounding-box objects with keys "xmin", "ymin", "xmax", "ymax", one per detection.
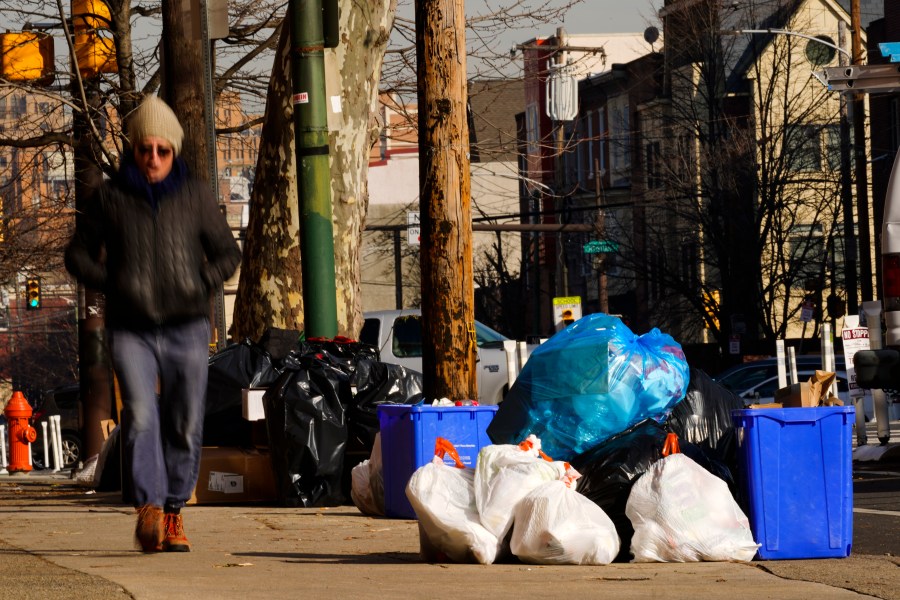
[{"xmin": 232, "ymin": 2, "xmax": 395, "ymax": 342}]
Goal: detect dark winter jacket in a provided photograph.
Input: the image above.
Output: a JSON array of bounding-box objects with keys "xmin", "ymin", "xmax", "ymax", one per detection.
[{"xmin": 64, "ymin": 156, "xmax": 242, "ymax": 329}]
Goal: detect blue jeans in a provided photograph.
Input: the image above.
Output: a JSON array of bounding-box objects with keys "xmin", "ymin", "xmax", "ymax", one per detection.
[{"xmin": 109, "ymin": 318, "xmax": 210, "ymax": 509}]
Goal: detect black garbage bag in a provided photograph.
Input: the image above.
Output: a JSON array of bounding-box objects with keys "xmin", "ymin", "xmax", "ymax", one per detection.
[
  {"xmin": 264, "ymin": 353, "xmax": 350, "ymax": 507},
  {"xmin": 300, "ymin": 336, "xmax": 380, "ymax": 377},
  {"xmin": 204, "ymin": 339, "xmax": 282, "ymax": 445},
  {"xmin": 570, "ymin": 419, "xmax": 735, "ymax": 562},
  {"xmin": 348, "ymin": 358, "xmax": 424, "ymax": 448},
  {"xmin": 666, "ymin": 367, "xmax": 744, "ymax": 472}
]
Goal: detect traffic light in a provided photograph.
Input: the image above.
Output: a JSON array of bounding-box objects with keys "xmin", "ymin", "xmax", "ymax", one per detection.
[
  {"xmin": 0, "ymin": 32, "xmax": 54, "ymax": 85},
  {"xmin": 71, "ymin": 0, "xmax": 117, "ymax": 78},
  {"xmin": 25, "ymin": 277, "xmax": 41, "ymax": 310}
]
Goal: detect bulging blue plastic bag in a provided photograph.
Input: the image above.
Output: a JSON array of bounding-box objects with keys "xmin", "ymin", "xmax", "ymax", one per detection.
[{"xmin": 487, "ymin": 313, "xmax": 690, "ymax": 461}]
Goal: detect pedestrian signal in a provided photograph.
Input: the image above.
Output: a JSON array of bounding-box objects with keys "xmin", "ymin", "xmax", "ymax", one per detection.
[{"xmin": 25, "ymin": 277, "xmax": 41, "ymax": 310}]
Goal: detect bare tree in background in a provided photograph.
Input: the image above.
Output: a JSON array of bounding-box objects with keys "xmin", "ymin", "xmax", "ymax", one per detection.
[{"xmin": 605, "ymin": 0, "xmax": 848, "ymax": 356}]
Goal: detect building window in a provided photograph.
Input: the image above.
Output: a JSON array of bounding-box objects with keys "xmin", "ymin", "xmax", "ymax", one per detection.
[
  {"xmin": 608, "ymin": 95, "xmax": 630, "ymax": 185},
  {"xmin": 645, "ymin": 141, "xmax": 662, "ymax": 189},
  {"xmin": 788, "ymin": 124, "xmax": 823, "ymax": 172},
  {"xmin": 789, "ymin": 224, "xmax": 826, "ymax": 289}
]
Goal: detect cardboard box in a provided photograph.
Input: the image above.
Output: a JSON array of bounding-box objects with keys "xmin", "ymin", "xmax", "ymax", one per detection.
[
  {"xmin": 774, "ymin": 371, "xmax": 841, "ymax": 408},
  {"xmin": 188, "ymin": 446, "xmax": 277, "ymax": 505},
  {"xmin": 241, "ymin": 388, "xmax": 267, "ymax": 421}
]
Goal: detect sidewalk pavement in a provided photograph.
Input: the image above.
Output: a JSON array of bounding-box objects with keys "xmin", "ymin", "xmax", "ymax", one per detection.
[{"xmin": 0, "ymin": 472, "xmax": 896, "ymax": 600}]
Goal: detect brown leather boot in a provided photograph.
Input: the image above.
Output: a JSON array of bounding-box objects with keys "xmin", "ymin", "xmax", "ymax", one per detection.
[
  {"xmin": 162, "ymin": 512, "xmax": 191, "ymax": 552},
  {"xmin": 134, "ymin": 505, "xmax": 164, "ymax": 552}
]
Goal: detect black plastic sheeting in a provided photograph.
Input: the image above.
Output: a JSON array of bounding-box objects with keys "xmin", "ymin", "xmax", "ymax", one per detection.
[
  {"xmin": 204, "ymin": 338, "xmax": 283, "ymax": 446},
  {"xmin": 666, "ymin": 368, "xmax": 745, "ymax": 472},
  {"xmin": 262, "ymin": 338, "xmax": 423, "ymax": 507}
]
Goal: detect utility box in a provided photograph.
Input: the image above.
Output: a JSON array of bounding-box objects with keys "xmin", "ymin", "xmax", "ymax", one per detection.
[{"xmin": 732, "ymin": 406, "xmax": 854, "ymax": 559}]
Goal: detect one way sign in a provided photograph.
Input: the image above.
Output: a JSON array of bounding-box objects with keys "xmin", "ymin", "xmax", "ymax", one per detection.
[{"xmin": 407, "ymin": 212, "xmax": 420, "ymax": 246}]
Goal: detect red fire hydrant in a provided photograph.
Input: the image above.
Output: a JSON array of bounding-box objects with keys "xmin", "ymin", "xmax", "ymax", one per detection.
[{"xmin": 5, "ymin": 391, "xmax": 37, "ymax": 472}]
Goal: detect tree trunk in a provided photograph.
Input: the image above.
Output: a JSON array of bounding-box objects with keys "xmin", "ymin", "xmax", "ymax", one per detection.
[
  {"xmin": 416, "ymin": 0, "xmax": 477, "ymax": 402},
  {"xmin": 161, "ymin": 0, "xmax": 208, "ymax": 179},
  {"xmin": 232, "ymin": 1, "xmax": 394, "ymax": 342}
]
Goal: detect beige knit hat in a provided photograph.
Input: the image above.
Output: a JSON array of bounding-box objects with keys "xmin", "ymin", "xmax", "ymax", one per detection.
[{"xmin": 127, "ymin": 95, "xmax": 184, "ymax": 156}]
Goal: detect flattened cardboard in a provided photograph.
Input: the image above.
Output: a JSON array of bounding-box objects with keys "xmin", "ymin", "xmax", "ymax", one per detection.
[{"xmin": 188, "ymin": 446, "xmax": 277, "ymax": 505}]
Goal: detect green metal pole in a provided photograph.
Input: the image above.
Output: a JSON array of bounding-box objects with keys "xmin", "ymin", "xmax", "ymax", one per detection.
[{"xmin": 290, "ymin": 0, "xmax": 338, "ymax": 338}]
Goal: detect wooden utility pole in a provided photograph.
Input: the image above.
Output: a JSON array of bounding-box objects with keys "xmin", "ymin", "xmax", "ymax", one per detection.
[
  {"xmin": 415, "ymin": 0, "xmax": 477, "ymax": 402},
  {"xmin": 851, "ymin": 0, "xmax": 873, "ymax": 302}
]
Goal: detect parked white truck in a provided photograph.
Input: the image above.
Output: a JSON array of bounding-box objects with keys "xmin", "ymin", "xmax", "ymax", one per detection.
[{"xmin": 359, "ymin": 309, "xmax": 530, "ymax": 405}]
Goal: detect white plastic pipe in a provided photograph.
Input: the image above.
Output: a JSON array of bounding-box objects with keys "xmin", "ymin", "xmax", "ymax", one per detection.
[
  {"xmin": 503, "ymin": 340, "xmax": 517, "ymax": 387},
  {"xmin": 41, "ymin": 421, "xmax": 50, "ymax": 471},
  {"xmin": 862, "ymin": 301, "xmax": 892, "ymax": 443}
]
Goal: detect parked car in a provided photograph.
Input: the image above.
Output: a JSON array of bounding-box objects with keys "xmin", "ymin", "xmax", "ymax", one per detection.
[
  {"xmin": 31, "ymin": 385, "xmax": 83, "ymax": 469},
  {"xmin": 713, "ymin": 356, "xmax": 845, "ymax": 394},
  {"xmin": 713, "ymin": 356, "xmax": 854, "ymax": 408},
  {"xmin": 360, "ymin": 309, "xmax": 532, "ymax": 405}
]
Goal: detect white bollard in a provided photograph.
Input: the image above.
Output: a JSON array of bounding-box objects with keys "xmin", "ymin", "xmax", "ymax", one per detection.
[
  {"xmin": 0, "ymin": 424, "xmax": 7, "ymax": 471},
  {"xmin": 42, "ymin": 421, "xmax": 50, "ymax": 471},
  {"xmin": 787, "ymin": 346, "xmax": 798, "ymax": 385},
  {"xmin": 503, "ymin": 340, "xmax": 517, "ymax": 387},
  {"xmin": 53, "ymin": 414, "xmax": 64, "ymax": 470},
  {"xmin": 49, "ymin": 415, "xmax": 61, "ymax": 472},
  {"xmin": 517, "ymin": 341, "xmax": 528, "ymax": 372},
  {"xmin": 862, "ymin": 301, "xmax": 892, "ymax": 444},
  {"xmin": 776, "ymin": 340, "xmax": 787, "ymax": 389}
]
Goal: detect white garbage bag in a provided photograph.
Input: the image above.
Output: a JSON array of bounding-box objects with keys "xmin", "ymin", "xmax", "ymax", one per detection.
[
  {"xmin": 511, "ymin": 480, "xmax": 620, "ymax": 565},
  {"xmin": 474, "ymin": 435, "xmax": 578, "ymax": 540},
  {"xmin": 406, "ymin": 440, "xmax": 503, "ymax": 564},
  {"xmin": 626, "ymin": 452, "xmax": 759, "ymax": 562},
  {"xmin": 350, "ymin": 433, "xmax": 384, "ymax": 516}
]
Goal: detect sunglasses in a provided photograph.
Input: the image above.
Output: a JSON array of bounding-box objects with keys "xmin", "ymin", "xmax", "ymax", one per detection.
[{"xmin": 136, "ymin": 144, "xmax": 173, "ymax": 158}]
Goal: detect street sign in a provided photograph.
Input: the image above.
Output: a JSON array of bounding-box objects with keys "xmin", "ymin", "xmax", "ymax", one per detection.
[
  {"xmin": 879, "ymin": 42, "xmax": 900, "ymax": 63},
  {"xmin": 583, "ymin": 239, "xmax": 618, "ymax": 254},
  {"xmin": 800, "ymin": 299, "xmax": 815, "ymax": 323},
  {"xmin": 553, "ymin": 296, "xmax": 582, "ymax": 331},
  {"xmin": 407, "ymin": 212, "xmax": 420, "ymax": 246}
]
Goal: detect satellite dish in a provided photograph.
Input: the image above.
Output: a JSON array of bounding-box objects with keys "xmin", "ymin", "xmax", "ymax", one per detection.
[{"xmin": 643, "ymin": 26, "xmax": 660, "ymax": 46}]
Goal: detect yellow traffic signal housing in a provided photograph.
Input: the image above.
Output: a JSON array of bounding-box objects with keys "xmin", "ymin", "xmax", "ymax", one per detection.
[
  {"xmin": 72, "ymin": 0, "xmax": 116, "ymax": 78},
  {"xmin": 0, "ymin": 32, "xmax": 54, "ymax": 84},
  {"xmin": 74, "ymin": 31, "xmax": 116, "ymax": 78},
  {"xmin": 25, "ymin": 277, "xmax": 42, "ymax": 310},
  {"xmin": 72, "ymin": 0, "xmax": 112, "ymax": 31}
]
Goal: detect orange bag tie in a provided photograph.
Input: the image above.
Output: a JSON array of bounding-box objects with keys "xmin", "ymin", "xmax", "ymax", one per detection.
[
  {"xmin": 661, "ymin": 432, "xmax": 681, "ymax": 457},
  {"xmin": 434, "ymin": 437, "xmax": 466, "ymax": 468}
]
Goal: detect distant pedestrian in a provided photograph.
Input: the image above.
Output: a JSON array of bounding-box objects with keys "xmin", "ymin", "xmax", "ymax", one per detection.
[{"xmin": 65, "ymin": 95, "xmax": 241, "ymax": 553}]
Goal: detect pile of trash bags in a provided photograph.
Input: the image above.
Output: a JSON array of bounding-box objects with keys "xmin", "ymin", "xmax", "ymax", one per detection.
[
  {"xmin": 205, "ymin": 329, "xmax": 423, "ymax": 507},
  {"xmin": 403, "ymin": 433, "xmax": 757, "ymax": 565},
  {"xmin": 351, "ymin": 312, "xmax": 759, "ymax": 564}
]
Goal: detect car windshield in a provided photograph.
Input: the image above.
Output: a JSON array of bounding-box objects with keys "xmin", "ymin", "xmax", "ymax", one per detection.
[{"xmin": 474, "ymin": 321, "xmax": 509, "ymax": 348}]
